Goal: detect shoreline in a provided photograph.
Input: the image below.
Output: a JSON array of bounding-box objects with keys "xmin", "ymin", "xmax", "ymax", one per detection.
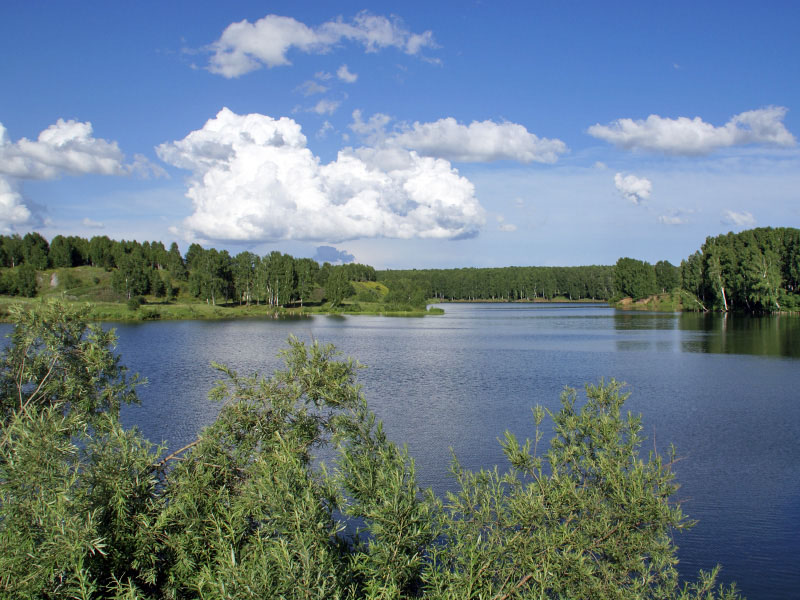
[{"xmin": 0, "ymin": 297, "xmax": 443, "ymax": 322}]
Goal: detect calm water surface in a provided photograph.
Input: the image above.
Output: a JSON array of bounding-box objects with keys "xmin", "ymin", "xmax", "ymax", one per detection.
[{"xmin": 13, "ymin": 303, "xmax": 800, "ymax": 598}]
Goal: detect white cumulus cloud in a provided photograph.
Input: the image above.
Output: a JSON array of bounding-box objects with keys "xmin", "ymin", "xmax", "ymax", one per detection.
[
  {"xmin": 156, "ymin": 108, "xmax": 485, "ymax": 243},
  {"xmin": 588, "ymin": 106, "xmax": 796, "ymax": 155},
  {"xmin": 391, "ymin": 118, "xmax": 567, "ymax": 163},
  {"xmin": 337, "ymin": 64, "xmax": 358, "ymax": 83},
  {"xmin": 614, "ymin": 172, "xmax": 652, "ymax": 205},
  {"xmin": 208, "ymin": 11, "xmax": 436, "ymax": 78},
  {"xmin": 0, "ymin": 119, "xmax": 160, "ymax": 232},
  {"xmin": 722, "ymin": 210, "xmax": 756, "ymax": 227},
  {"xmin": 0, "ymin": 119, "xmax": 128, "ymax": 179},
  {"xmin": 350, "ymin": 112, "xmax": 567, "ymax": 163}
]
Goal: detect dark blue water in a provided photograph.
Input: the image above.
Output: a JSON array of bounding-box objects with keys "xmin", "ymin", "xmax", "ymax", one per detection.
[{"xmin": 10, "ymin": 303, "xmax": 799, "ymax": 598}]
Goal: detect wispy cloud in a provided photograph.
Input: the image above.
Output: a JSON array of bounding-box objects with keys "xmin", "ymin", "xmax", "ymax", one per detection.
[
  {"xmin": 658, "ymin": 214, "xmax": 687, "ymax": 225},
  {"xmin": 496, "ymin": 216, "xmax": 517, "ymax": 232},
  {"xmin": 208, "ymin": 11, "xmax": 437, "ymax": 78},
  {"xmin": 337, "ymin": 64, "xmax": 358, "ymax": 83},
  {"xmin": 82, "ymin": 217, "xmax": 105, "ymax": 229},
  {"xmin": 721, "ymin": 209, "xmax": 755, "ymax": 227},
  {"xmin": 316, "ymin": 121, "xmax": 334, "ymax": 139},
  {"xmin": 311, "ymin": 99, "xmax": 341, "ymax": 115},
  {"xmin": 297, "ymin": 80, "xmax": 328, "ymax": 96}
]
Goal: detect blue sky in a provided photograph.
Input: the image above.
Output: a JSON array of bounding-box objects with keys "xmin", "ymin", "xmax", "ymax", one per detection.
[{"xmin": 1, "ymin": 1, "xmax": 798, "ymax": 268}]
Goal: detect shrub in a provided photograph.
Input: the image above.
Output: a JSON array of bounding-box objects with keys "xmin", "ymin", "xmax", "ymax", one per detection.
[{"xmin": 127, "ymin": 296, "xmax": 144, "ymax": 311}]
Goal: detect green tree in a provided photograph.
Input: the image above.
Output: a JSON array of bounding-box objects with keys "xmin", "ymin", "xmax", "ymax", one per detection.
[
  {"xmin": 681, "ymin": 252, "xmax": 705, "ymax": 306},
  {"xmin": 165, "ymin": 241, "xmax": 188, "ymax": 280},
  {"xmin": 14, "ymin": 263, "xmax": 38, "ymax": 297},
  {"xmin": 325, "ymin": 267, "xmax": 354, "ymax": 307},
  {"xmin": 232, "ymin": 251, "xmax": 258, "ymax": 305},
  {"xmin": 49, "ymin": 235, "xmax": 77, "ymax": 268},
  {"xmin": 189, "ymin": 248, "xmax": 233, "ymax": 305},
  {"xmin": 1, "ymin": 234, "xmax": 24, "ymax": 268},
  {"xmin": 184, "ymin": 242, "xmax": 205, "ymax": 271},
  {"xmin": 703, "ymin": 238, "xmax": 733, "ymax": 311},
  {"xmin": 111, "ymin": 250, "xmax": 150, "ymax": 300},
  {"xmin": 384, "ymin": 278, "xmax": 428, "ymax": 310},
  {"xmin": 261, "ymin": 251, "xmax": 297, "ymax": 306},
  {"xmin": 295, "ymin": 257, "xmax": 320, "ymax": 306},
  {"xmin": 150, "ymin": 269, "xmax": 167, "ymax": 300},
  {"xmin": 615, "ymin": 257, "xmax": 658, "ymax": 300},
  {"xmin": 655, "ymin": 260, "xmax": 680, "ymax": 292},
  {"xmin": 88, "ymin": 235, "xmax": 116, "ymax": 269},
  {"xmin": 0, "ymin": 302, "xmax": 147, "ymax": 598},
  {"xmin": 22, "ymin": 232, "xmax": 50, "ymax": 270}
]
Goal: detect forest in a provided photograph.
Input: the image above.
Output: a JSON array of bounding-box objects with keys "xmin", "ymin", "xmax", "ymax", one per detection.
[
  {"xmin": 0, "ymin": 233, "xmax": 385, "ymax": 312},
  {"xmin": 0, "ymin": 226, "xmax": 797, "ymax": 314},
  {"xmin": 679, "ymin": 227, "xmax": 800, "ymax": 312},
  {"xmin": 378, "ymin": 227, "xmax": 800, "ymax": 313}
]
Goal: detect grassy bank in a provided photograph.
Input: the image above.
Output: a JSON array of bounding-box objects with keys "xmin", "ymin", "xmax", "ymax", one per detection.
[
  {"xmin": 0, "ymin": 265, "xmax": 443, "ymax": 322},
  {"xmin": 611, "ymin": 291, "xmax": 684, "ymax": 312},
  {"xmin": 0, "ymin": 296, "xmax": 443, "ymax": 323}
]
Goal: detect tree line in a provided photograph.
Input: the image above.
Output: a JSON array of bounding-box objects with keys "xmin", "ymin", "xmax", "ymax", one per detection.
[
  {"xmin": 679, "ymin": 227, "xmax": 800, "ymax": 313},
  {"xmin": 0, "ymin": 301, "xmax": 742, "ymax": 599},
  {"xmin": 3, "ymin": 227, "xmax": 796, "ymax": 313},
  {"xmin": 0, "ymin": 231, "xmax": 683, "ymax": 308},
  {"xmin": 613, "ymin": 258, "xmax": 680, "ymax": 300},
  {"xmin": 0, "ymin": 233, "xmax": 377, "ymax": 307},
  {"xmin": 378, "ymin": 265, "xmax": 617, "ymax": 301}
]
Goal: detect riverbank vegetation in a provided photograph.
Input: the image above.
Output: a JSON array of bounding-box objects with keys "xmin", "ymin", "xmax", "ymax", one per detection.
[
  {"xmin": 0, "ymin": 233, "xmax": 438, "ymax": 320},
  {"xmin": 679, "ymin": 227, "xmax": 800, "ymax": 313},
  {"xmin": 0, "ymin": 227, "xmax": 796, "ymax": 318},
  {"xmin": 611, "ymin": 227, "xmax": 800, "ymax": 313},
  {"xmin": 0, "ymin": 301, "xmax": 742, "ymax": 599}
]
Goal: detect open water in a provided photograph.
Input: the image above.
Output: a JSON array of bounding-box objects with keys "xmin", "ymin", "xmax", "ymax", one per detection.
[{"xmin": 11, "ymin": 303, "xmax": 799, "ymax": 598}]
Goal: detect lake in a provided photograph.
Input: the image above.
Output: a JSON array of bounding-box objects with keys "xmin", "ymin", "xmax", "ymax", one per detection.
[{"xmin": 14, "ymin": 303, "xmax": 800, "ymax": 598}]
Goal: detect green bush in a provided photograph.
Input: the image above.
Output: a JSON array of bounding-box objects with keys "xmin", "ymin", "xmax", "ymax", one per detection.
[
  {"xmin": 355, "ymin": 288, "xmax": 380, "ymax": 303},
  {"xmin": 126, "ymin": 296, "xmax": 144, "ymax": 311},
  {"xmin": 0, "ymin": 301, "xmax": 743, "ymax": 599}
]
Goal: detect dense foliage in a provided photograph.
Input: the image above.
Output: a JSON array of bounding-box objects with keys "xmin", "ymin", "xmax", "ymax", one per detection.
[
  {"xmin": 0, "ymin": 233, "xmax": 377, "ymax": 308},
  {"xmin": 378, "ymin": 265, "xmax": 616, "ymax": 301},
  {"xmin": 680, "ymin": 227, "xmax": 800, "ymax": 312},
  {"xmin": 0, "ymin": 301, "xmax": 742, "ymax": 599}
]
